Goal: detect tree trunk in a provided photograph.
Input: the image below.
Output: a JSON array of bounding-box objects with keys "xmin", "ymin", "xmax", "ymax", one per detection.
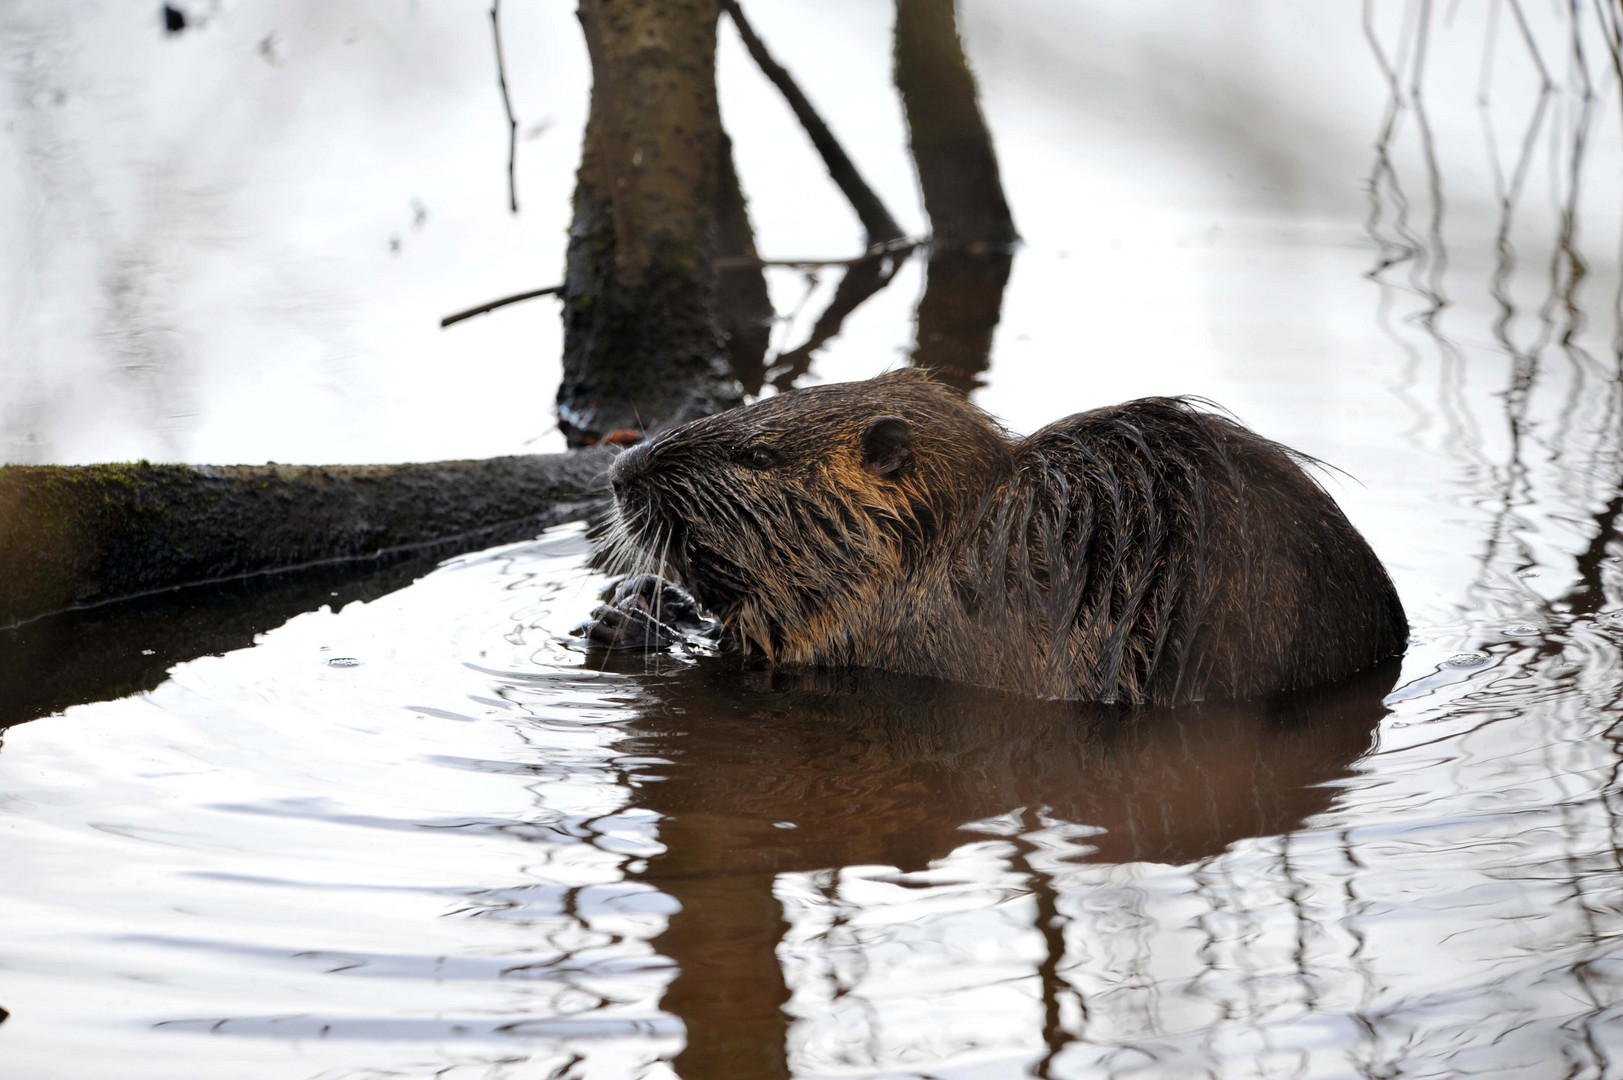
[
  {"xmin": 893, "ymin": 0, "xmax": 1017, "ymax": 248},
  {"xmin": 0, "ymin": 452, "xmax": 613, "ymax": 629},
  {"xmin": 559, "ymin": 0, "xmax": 744, "ymax": 446}
]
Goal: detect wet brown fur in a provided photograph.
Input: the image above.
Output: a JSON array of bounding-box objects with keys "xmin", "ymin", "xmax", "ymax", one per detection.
[{"xmin": 596, "ymin": 369, "xmax": 1408, "ymax": 705}]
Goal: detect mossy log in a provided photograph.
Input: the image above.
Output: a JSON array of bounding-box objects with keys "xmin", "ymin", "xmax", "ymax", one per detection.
[{"xmin": 0, "ymin": 450, "xmax": 614, "ymax": 629}]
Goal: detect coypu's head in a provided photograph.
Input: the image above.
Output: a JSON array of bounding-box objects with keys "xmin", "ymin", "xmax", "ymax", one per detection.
[{"xmin": 598, "ymin": 369, "xmax": 1013, "ymax": 658}]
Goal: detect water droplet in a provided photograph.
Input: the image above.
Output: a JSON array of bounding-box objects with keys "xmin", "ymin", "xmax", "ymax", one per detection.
[
  {"xmin": 772, "ymin": 821, "xmax": 797, "ymax": 830},
  {"xmin": 1442, "ymin": 652, "xmax": 1489, "ymax": 669},
  {"xmin": 1504, "ymin": 625, "xmax": 1540, "ymax": 637},
  {"xmin": 1606, "ymin": 611, "xmax": 1623, "ymax": 622},
  {"xmin": 326, "ymin": 657, "xmax": 362, "ymax": 668}
]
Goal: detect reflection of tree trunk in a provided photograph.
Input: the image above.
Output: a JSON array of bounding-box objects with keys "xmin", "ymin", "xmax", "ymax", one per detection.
[
  {"xmin": 910, "ymin": 247, "xmax": 1012, "ymax": 393},
  {"xmin": 1559, "ymin": 487, "xmax": 1623, "ymax": 614},
  {"xmin": 893, "ymin": 0, "xmax": 1015, "ymax": 391},
  {"xmin": 650, "ymin": 821, "xmax": 791, "ymax": 1079},
  {"xmin": 715, "ymin": 130, "xmax": 775, "ymax": 396},
  {"xmin": 560, "ymin": 0, "xmax": 742, "ymax": 446},
  {"xmin": 893, "ymin": 0, "xmax": 1016, "ymax": 249}
]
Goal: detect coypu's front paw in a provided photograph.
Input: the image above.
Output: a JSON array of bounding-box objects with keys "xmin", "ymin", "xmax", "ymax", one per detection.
[
  {"xmin": 572, "ymin": 575, "xmax": 714, "ymax": 651},
  {"xmin": 609, "ymin": 574, "xmax": 708, "ymax": 630}
]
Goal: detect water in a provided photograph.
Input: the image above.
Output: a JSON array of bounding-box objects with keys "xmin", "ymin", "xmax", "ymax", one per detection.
[{"xmin": 4, "ymin": 0, "xmax": 1623, "ymax": 1077}]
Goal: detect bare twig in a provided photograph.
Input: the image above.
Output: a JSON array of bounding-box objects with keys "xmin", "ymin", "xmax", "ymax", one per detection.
[
  {"xmin": 440, "ymin": 285, "xmax": 561, "ymax": 328},
  {"xmin": 720, "ymin": 0, "xmax": 905, "ymax": 245},
  {"xmin": 491, "ymin": 0, "xmax": 519, "ymax": 213}
]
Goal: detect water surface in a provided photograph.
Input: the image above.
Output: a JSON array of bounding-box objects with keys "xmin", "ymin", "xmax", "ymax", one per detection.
[{"xmin": 4, "ymin": 1, "xmax": 1623, "ymax": 1077}]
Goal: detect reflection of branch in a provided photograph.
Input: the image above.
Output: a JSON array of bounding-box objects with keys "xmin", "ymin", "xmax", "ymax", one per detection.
[
  {"xmin": 1368, "ymin": 0, "xmax": 1623, "ymax": 624},
  {"xmin": 441, "ymin": 285, "xmax": 561, "ymax": 328},
  {"xmin": 715, "ymin": 236, "xmax": 923, "ymax": 270},
  {"xmin": 1507, "ymin": 0, "xmax": 1555, "ymax": 89},
  {"xmin": 1595, "ymin": 0, "xmax": 1623, "ymax": 138},
  {"xmin": 442, "ymin": 239, "xmax": 924, "ymax": 331},
  {"xmin": 767, "ymin": 249, "xmax": 915, "ymax": 390},
  {"xmin": 720, "ymin": 0, "xmax": 905, "ymax": 245},
  {"xmin": 491, "ymin": 0, "xmax": 519, "ymax": 214},
  {"xmin": 1540, "ymin": 7, "xmax": 1596, "ymax": 349}
]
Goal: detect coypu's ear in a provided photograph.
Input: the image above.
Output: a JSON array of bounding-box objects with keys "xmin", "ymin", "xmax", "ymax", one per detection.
[{"xmin": 861, "ymin": 416, "xmax": 913, "ymax": 479}]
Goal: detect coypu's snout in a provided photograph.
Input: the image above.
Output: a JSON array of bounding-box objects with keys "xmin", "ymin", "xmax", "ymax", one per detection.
[{"xmin": 608, "ymin": 441, "xmax": 651, "ymax": 505}]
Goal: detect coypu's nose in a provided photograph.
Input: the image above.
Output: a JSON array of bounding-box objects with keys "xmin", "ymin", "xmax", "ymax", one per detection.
[{"xmin": 609, "ymin": 441, "xmax": 651, "ymax": 502}]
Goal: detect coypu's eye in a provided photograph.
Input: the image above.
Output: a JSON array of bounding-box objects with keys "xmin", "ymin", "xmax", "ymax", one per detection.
[{"xmin": 739, "ymin": 444, "xmax": 779, "ymax": 470}]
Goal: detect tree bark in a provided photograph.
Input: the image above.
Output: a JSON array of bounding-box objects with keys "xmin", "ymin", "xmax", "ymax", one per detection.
[
  {"xmin": 0, "ymin": 452, "xmax": 613, "ymax": 629},
  {"xmin": 559, "ymin": 0, "xmax": 743, "ymax": 446},
  {"xmin": 893, "ymin": 0, "xmax": 1017, "ymax": 249}
]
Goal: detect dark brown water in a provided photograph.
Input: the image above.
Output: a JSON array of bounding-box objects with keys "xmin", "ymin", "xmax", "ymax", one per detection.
[{"xmin": 4, "ymin": 1, "xmax": 1623, "ymax": 1077}]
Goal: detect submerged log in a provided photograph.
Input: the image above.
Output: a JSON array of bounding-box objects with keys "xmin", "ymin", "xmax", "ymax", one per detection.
[{"xmin": 0, "ymin": 450, "xmax": 614, "ymax": 629}]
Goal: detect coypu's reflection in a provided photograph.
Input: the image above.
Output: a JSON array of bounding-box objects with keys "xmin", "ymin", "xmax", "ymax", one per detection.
[{"xmin": 612, "ymin": 660, "xmax": 1398, "ymax": 1079}]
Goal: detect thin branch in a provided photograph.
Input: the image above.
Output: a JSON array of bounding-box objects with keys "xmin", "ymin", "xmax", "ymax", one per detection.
[
  {"xmin": 440, "ymin": 285, "xmax": 561, "ymax": 328},
  {"xmin": 491, "ymin": 0, "xmax": 519, "ymax": 214},
  {"xmin": 441, "ymin": 239, "xmax": 923, "ymax": 329},
  {"xmin": 720, "ymin": 0, "xmax": 905, "ymax": 245}
]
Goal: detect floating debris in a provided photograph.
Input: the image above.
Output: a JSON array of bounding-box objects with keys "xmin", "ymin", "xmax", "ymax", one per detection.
[{"xmin": 326, "ymin": 657, "xmax": 363, "ymax": 668}]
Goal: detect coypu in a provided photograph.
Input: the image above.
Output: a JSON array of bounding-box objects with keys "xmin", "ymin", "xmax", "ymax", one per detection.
[{"xmin": 580, "ymin": 369, "xmax": 1408, "ymax": 705}]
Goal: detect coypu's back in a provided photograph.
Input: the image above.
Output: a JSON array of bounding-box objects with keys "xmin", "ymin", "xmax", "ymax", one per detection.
[
  {"xmin": 970, "ymin": 399, "xmax": 1409, "ymax": 703},
  {"xmin": 592, "ymin": 370, "xmax": 1408, "ymax": 705}
]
